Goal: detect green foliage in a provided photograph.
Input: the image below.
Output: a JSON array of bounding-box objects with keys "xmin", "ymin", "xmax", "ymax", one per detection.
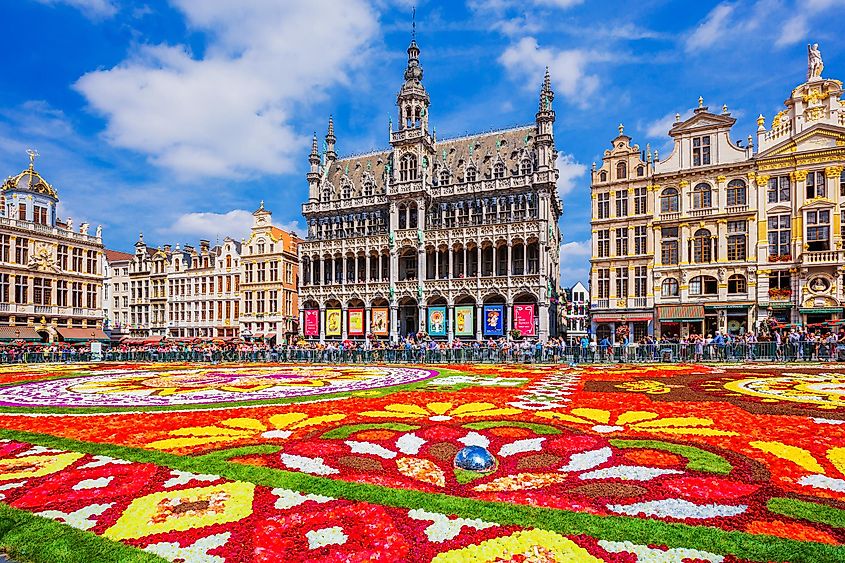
[
  {"xmin": 463, "ymin": 421, "xmax": 562, "ymax": 435},
  {"xmin": 767, "ymin": 497, "xmax": 845, "ymax": 529},
  {"xmin": 610, "ymin": 439, "xmax": 733, "ymax": 474},
  {"xmin": 320, "ymin": 423, "xmax": 419, "ymax": 439}
]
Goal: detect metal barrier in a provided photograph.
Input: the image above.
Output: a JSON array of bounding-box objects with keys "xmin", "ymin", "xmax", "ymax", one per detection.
[{"xmin": 1, "ymin": 341, "xmax": 843, "ymax": 365}]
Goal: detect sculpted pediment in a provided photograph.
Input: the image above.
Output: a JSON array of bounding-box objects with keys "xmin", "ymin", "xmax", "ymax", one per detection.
[{"xmin": 758, "ymin": 124, "xmax": 845, "ymax": 157}]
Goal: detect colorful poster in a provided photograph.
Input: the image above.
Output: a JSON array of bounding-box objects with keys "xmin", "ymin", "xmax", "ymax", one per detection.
[
  {"xmin": 513, "ymin": 304, "xmax": 536, "ymax": 336},
  {"xmin": 371, "ymin": 308, "xmax": 389, "ymax": 336},
  {"xmin": 348, "ymin": 309, "xmax": 364, "ymax": 336},
  {"xmin": 455, "ymin": 306, "xmax": 475, "ymax": 337},
  {"xmin": 304, "ymin": 310, "xmax": 319, "ymax": 337},
  {"xmin": 483, "ymin": 304, "xmax": 504, "ymax": 336},
  {"xmin": 326, "ymin": 309, "xmax": 342, "ymax": 337},
  {"xmin": 427, "ymin": 306, "xmax": 447, "ymax": 337}
]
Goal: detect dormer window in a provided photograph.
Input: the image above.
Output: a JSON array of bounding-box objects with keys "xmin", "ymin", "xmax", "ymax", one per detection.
[
  {"xmin": 520, "ymin": 159, "xmax": 533, "ymax": 176},
  {"xmin": 636, "ymin": 165, "xmax": 644, "ymax": 177},
  {"xmin": 616, "ymin": 161, "xmax": 627, "ymax": 179},
  {"xmin": 439, "ymin": 169, "xmax": 450, "ymax": 186},
  {"xmin": 466, "ymin": 166, "xmax": 477, "ymax": 182},
  {"xmin": 363, "ymin": 180, "xmax": 374, "ymax": 197},
  {"xmin": 599, "ymin": 171, "xmax": 607, "ymax": 182},
  {"xmin": 341, "ymin": 183, "xmax": 352, "ymax": 199},
  {"xmin": 493, "ymin": 162, "xmax": 505, "ymax": 180},
  {"xmin": 321, "ymin": 188, "xmax": 331, "ymax": 202},
  {"xmin": 692, "ymin": 136, "xmax": 711, "ymax": 166}
]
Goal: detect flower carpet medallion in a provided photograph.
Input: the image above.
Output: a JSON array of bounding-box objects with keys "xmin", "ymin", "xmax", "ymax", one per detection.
[{"xmin": 0, "ymin": 364, "xmax": 841, "ymax": 561}]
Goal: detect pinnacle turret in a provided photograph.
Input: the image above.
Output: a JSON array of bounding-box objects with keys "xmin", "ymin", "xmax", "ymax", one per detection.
[{"xmin": 325, "ymin": 116, "xmax": 336, "ymax": 161}]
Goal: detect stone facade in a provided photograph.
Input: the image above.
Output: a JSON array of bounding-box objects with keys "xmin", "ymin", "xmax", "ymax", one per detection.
[
  {"xmin": 103, "ymin": 249, "xmax": 133, "ymax": 339},
  {"xmin": 299, "ymin": 39, "xmax": 562, "ymax": 342},
  {"xmin": 238, "ymin": 204, "xmax": 301, "ymax": 342},
  {"xmin": 565, "ymin": 281, "xmax": 589, "ymax": 344},
  {"xmin": 590, "ymin": 49, "xmax": 845, "ymax": 339},
  {"xmin": 0, "ymin": 155, "xmax": 106, "ymax": 342}
]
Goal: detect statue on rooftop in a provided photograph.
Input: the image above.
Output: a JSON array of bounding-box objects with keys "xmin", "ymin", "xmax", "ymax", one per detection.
[{"xmin": 808, "ymin": 43, "xmax": 823, "ymax": 80}]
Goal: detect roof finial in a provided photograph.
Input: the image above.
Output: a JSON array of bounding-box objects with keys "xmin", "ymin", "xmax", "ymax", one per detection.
[
  {"xmin": 698, "ymin": 96, "xmax": 704, "ymax": 108},
  {"xmin": 618, "ymin": 123, "xmax": 624, "ymax": 135},
  {"xmin": 26, "ymin": 148, "xmax": 38, "ymax": 170},
  {"xmin": 259, "ymin": 200, "xmax": 264, "ymax": 210},
  {"xmin": 412, "ymin": 6, "xmax": 416, "ymax": 41}
]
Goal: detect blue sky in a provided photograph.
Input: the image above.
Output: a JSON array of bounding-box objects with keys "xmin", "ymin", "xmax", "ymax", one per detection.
[{"xmin": 2, "ymin": 0, "xmax": 844, "ymax": 286}]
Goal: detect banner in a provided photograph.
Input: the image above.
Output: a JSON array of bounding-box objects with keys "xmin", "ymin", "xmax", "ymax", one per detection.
[
  {"xmin": 326, "ymin": 309, "xmax": 342, "ymax": 337},
  {"xmin": 304, "ymin": 310, "xmax": 319, "ymax": 337},
  {"xmin": 454, "ymin": 305, "xmax": 475, "ymax": 337},
  {"xmin": 348, "ymin": 309, "xmax": 364, "ymax": 336},
  {"xmin": 513, "ymin": 304, "xmax": 535, "ymax": 336},
  {"xmin": 427, "ymin": 306, "xmax": 447, "ymax": 337},
  {"xmin": 483, "ymin": 304, "xmax": 504, "ymax": 336},
  {"xmin": 371, "ymin": 307, "xmax": 389, "ymax": 336}
]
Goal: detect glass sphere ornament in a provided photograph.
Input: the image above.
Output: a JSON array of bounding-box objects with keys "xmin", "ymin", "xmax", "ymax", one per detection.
[{"xmin": 453, "ymin": 445, "xmax": 497, "ymax": 472}]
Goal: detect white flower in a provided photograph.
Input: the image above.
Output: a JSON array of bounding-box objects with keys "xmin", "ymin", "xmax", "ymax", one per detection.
[
  {"xmin": 498, "ymin": 438, "xmax": 544, "ymax": 457},
  {"xmin": 396, "ymin": 433, "xmax": 426, "ymax": 455},
  {"xmin": 559, "ymin": 447, "xmax": 612, "ymax": 472},
  {"xmin": 38, "ymin": 503, "xmax": 113, "ymax": 531},
  {"xmin": 72, "ymin": 476, "xmax": 114, "ymax": 490},
  {"xmin": 408, "ymin": 509, "xmax": 497, "ymax": 542},
  {"xmin": 599, "ymin": 540, "xmax": 724, "ymax": 563},
  {"xmin": 306, "ymin": 526, "xmax": 348, "ymax": 549},
  {"xmin": 164, "ymin": 470, "xmax": 221, "ymax": 488},
  {"xmin": 79, "ymin": 455, "xmax": 132, "ymax": 469},
  {"xmin": 345, "ymin": 440, "xmax": 397, "ymax": 459},
  {"xmin": 272, "ymin": 488, "xmax": 334, "ymax": 510},
  {"xmin": 607, "ymin": 499, "xmax": 747, "ymax": 519},
  {"xmin": 144, "ymin": 532, "xmax": 230, "ymax": 563},
  {"xmin": 580, "ymin": 466, "xmax": 683, "ymax": 481},
  {"xmin": 458, "ymin": 432, "xmax": 490, "ymax": 449},
  {"xmin": 798, "ymin": 474, "xmax": 845, "ymax": 492},
  {"xmin": 280, "ymin": 453, "xmax": 338, "ymax": 475}
]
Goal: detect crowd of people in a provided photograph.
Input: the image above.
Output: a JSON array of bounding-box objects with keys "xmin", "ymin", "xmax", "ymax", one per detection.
[{"xmin": 1, "ymin": 326, "xmax": 844, "ymax": 364}]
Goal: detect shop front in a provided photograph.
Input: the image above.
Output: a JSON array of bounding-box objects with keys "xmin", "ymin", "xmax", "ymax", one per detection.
[
  {"xmin": 704, "ymin": 304, "xmax": 753, "ymax": 336},
  {"xmin": 592, "ymin": 314, "xmax": 653, "ymax": 342},
  {"xmin": 799, "ymin": 306, "xmax": 843, "ymax": 332},
  {"xmin": 656, "ymin": 305, "xmax": 705, "ymax": 339}
]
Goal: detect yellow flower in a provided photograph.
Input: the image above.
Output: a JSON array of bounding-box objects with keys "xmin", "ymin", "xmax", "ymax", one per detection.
[
  {"xmin": 431, "ymin": 529, "xmax": 603, "ymax": 563},
  {"xmin": 536, "ymin": 408, "xmax": 738, "ymax": 437},
  {"xmin": 361, "ymin": 402, "xmax": 521, "ymax": 422},
  {"xmin": 147, "ymin": 412, "xmax": 346, "ymax": 450}
]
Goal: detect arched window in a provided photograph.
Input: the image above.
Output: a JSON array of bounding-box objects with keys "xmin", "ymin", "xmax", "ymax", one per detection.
[
  {"xmin": 728, "ymin": 274, "xmax": 747, "ymax": 294},
  {"xmin": 321, "ymin": 187, "xmax": 332, "ymax": 202},
  {"xmin": 692, "ymin": 183, "xmax": 712, "ymax": 209},
  {"xmin": 661, "ymin": 278, "xmax": 679, "ymax": 297},
  {"xmin": 341, "ymin": 182, "xmax": 352, "ymax": 199},
  {"xmin": 692, "ymin": 228, "xmax": 712, "ymax": 263},
  {"xmin": 616, "ymin": 161, "xmax": 627, "ymax": 180},
  {"xmin": 690, "ymin": 275, "xmax": 718, "ymax": 296},
  {"xmin": 398, "ymin": 203, "xmax": 407, "ymax": 229},
  {"xmin": 466, "ymin": 166, "xmax": 477, "ymax": 183},
  {"xmin": 439, "ymin": 169, "xmax": 450, "ymax": 186},
  {"xmin": 660, "ymin": 188, "xmax": 679, "ymax": 213},
  {"xmin": 363, "ymin": 179, "xmax": 374, "ymax": 197},
  {"xmin": 636, "ymin": 165, "xmax": 644, "ymax": 177},
  {"xmin": 399, "ymin": 154, "xmax": 418, "ymax": 182},
  {"xmin": 520, "ymin": 159, "xmax": 532, "ymax": 176},
  {"xmin": 409, "ymin": 202, "xmax": 418, "ymax": 229},
  {"xmin": 726, "ymin": 179, "xmax": 746, "ymax": 206},
  {"xmin": 493, "ymin": 161, "xmax": 505, "ymax": 179},
  {"xmin": 599, "ymin": 171, "xmax": 608, "ymax": 182}
]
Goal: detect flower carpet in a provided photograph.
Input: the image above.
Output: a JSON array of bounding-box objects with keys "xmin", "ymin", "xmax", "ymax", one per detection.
[{"xmin": 0, "ymin": 363, "xmax": 842, "ymax": 561}]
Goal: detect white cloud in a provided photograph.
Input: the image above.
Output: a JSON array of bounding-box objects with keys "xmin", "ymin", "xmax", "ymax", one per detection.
[
  {"xmin": 555, "ymin": 153, "xmax": 587, "ymax": 197},
  {"xmin": 74, "ymin": 0, "xmax": 379, "ymax": 179},
  {"xmin": 776, "ymin": 0, "xmax": 845, "ymax": 46},
  {"xmin": 685, "ymin": 3, "xmax": 735, "ymax": 52},
  {"xmin": 161, "ymin": 209, "xmax": 303, "ymax": 243},
  {"xmin": 499, "ymin": 37, "xmax": 599, "ymax": 105},
  {"xmin": 559, "ymin": 240, "xmax": 591, "ymax": 286},
  {"xmin": 35, "ymin": 0, "xmax": 117, "ymax": 18}
]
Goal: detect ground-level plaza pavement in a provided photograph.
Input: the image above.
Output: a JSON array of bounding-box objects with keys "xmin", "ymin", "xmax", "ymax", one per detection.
[{"xmin": 0, "ymin": 363, "xmax": 841, "ymax": 561}]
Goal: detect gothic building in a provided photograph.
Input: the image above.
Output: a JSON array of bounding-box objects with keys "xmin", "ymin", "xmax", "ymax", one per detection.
[{"xmin": 299, "ymin": 39, "xmax": 562, "ymax": 342}]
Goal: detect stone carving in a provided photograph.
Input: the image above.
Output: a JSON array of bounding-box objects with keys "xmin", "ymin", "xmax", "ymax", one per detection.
[{"xmin": 808, "ymin": 43, "xmax": 823, "ymax": 80}]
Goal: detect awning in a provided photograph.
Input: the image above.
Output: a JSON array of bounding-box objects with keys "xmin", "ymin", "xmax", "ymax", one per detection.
[
  {"xmin": 592, "ymin": 317, "xmax": 623, "ymax": 323},
  {"xmin": 264, "ymin": 332, "xmax": 276, "ymax": 339},
  {"xmin": 0, "ymin": 326, "xmax": 42, "ymax": 342},
  {"xmin": 799, "ymin": 307, "xmax": 844, "ymax": 314},
  {"xmin": 627, "ymin": 316, "xmax": 653, "ymax": 322},
  {"xmin": 704, "ymin": 303, "xmax": 753, "ymax": 310},
  {"xmin": 56, "ymin": 328, "xmax": 110, "ymax": 342},
  {"xmin": 657, "ymin": 305, "xmax": 705, "ymax": 322},
  {"xmin": 253, "ymin": 333, "xmax": 264, "ymax": 339},
  {"xmin": 768, "ymin": 302, "xmax": 794, "ymax": 309},
  {"xmin": 592, "ymin": 315, "xmax": 653, "ymax": 323}
]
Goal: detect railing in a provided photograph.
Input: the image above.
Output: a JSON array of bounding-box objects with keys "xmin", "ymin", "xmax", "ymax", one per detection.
[
  {"xmin": 659, "ymin": 212, "xmax": 680, "ymax": 221},
  {"xmin": 726, "ymin": 205, "xmax": 749, "ymax": 214},
  {"xmin": 594, "ymin": 299, "xmax": 610, "ymax": 309},
  {"xmin": 2, "ymin": 341, "xmax": 839, "ymax": 365},
  {"xmin": 688, "ymin": 208, "xmax": 714, "ymax": 217},
  {"xmin": 802, "ymin": 250, "xmax": 841, "ymax": 264},
  {"xmin": 628, "ymin": 297, "xmax": 649, "ymax": 308}
]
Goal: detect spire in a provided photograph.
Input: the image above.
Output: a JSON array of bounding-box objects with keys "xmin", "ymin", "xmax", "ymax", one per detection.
[
  {"xmin": 310, "ymin": 132, "xmax": 318, "ymax": 157},
  {"xmin": 404, "ymin": 38, "xmax": 423, "ymax": 83},
  {"xmin": 538, "ymin": 67, "xmax": 554, "ymax": 112},
  {"xmin": 325, "ymin": 116, "xmax": 336, "ymax": 161}
]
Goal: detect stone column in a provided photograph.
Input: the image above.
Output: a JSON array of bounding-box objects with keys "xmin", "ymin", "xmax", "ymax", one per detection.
[
  {"xmin": 447, "ymin": 304, "xmax": 454, "ymax": 342},
  {"xmin": 418, "ymin": 248, "xmax": 426, "ymax": 281},
  {"xmin": 448, "ymin": 247, "xmax": 453, "ymax": 279},
  {"xmin": 389, "ymin": 304, "xmax": 398, "ymax": 342},
  {"xmin": 539, "ymin": 303, "xmax": 550, "ymax": 341},
  {"xmin": 365, "ymin": 308, "xmax": 371, "ymax": 338},
  {"xmin": 418, "ymin": 303, "xmax": 426, "ymax": 335},
  {"xmin": 319, "ymin": 306, "xmax": 326, "ymax": 343},
  {"xmin": 507, "ymin": 242, "xmax": 513, "ymax": 277},
  {"xmin": 507, "ymin": 300, "xmax": 514, "ymax": 336},
  {"xmin": 341, "ymin": 307, "xmax": 348, "ymax": 340},
  {"xmin": 476, "ymin": 302, "xmax": 483, "ymax": 341}
]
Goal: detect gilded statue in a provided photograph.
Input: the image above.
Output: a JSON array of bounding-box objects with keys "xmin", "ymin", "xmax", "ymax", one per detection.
[{"xmin": 808, "ymin": 43, "xmax": 823, "ymax": 80}]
